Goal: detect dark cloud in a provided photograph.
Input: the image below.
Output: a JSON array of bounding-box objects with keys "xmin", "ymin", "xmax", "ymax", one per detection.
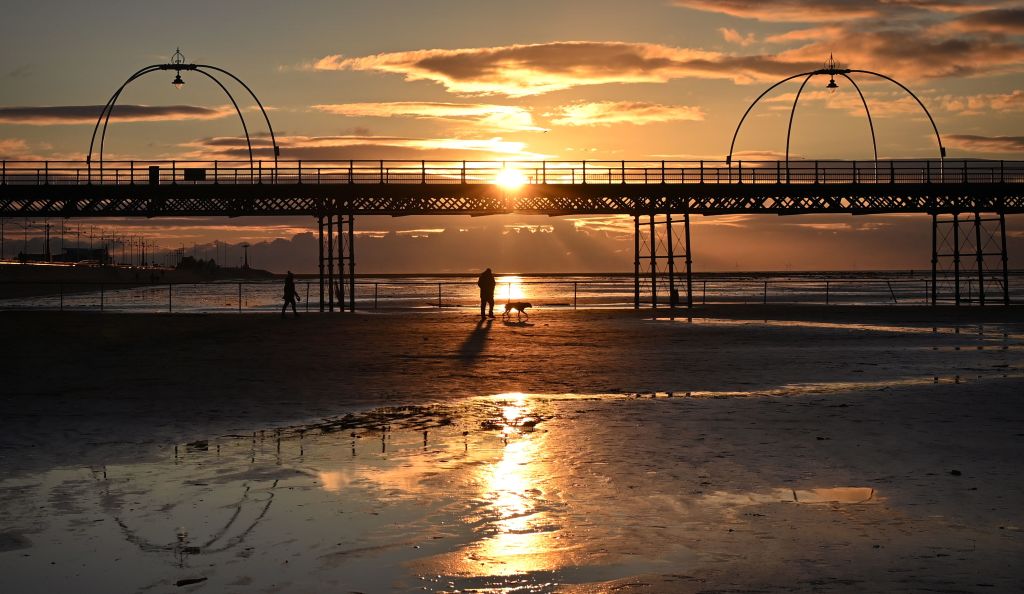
[
  {"xmin": 0, "ymin": 105, "xmax": 234, "ymax": 125},
  {"xmin": 315, "ymin": 41, "xmax": 822, "ymax": 96},
  {"xmin": 673, "ymin": 0, "xmax": 996, "ymax": 22},
  {"xmin": 946, "ymin": 134, "xmax": 1024, "ymax": 154},
  {"xmin": 943, "ymin": 7, "xmax": 1024, "ymax": 34}
]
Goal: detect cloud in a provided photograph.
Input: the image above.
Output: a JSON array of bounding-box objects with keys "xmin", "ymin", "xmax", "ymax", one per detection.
[
  {"xmin": 186, "ymin": 133, "xmax": 548, "ymax": 161},
  {"xmin": 938, "ymin": 7, "xmax": 1024, "ymax": 34},
  {"xmin": 314, "ymin": 41, "xmax": 821, "ymax": 96},
  {"xmin": 546, "ymin": 101, "xmax": 705, "ymax": 126},
  {"xmin": 719, "ymin": 27, "xmax": 756, "ymax": 46},
  {"xmin": 945, "ymin": 134, "xmax": 1024, "ymax": 153},
  {"xmin": 0, "ymin": 138, "xmax": 32, "ymax": 158},
  {"xmin": 775, "ymin": 28, "xmax": 1024, "ymax": 80},
  {"xmin": 312, "ymin": 102, "xmax": 543, "ymax": 131},
  {"xmin": 939, "ymin": 90, "xmax": 1024, "ymax": 114},
  {"xmin": 0, "ymin": 105, "xmax": 235, "ymax": 125},
  {"xmin": 673, "ymin": 0, "xmax": 994, "ymax": 23}
]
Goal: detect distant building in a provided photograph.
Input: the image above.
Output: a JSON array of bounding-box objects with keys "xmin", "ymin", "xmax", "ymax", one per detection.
[{"xmin": 52, "ymin": 247, "xmax": 110, "ymax": 265}]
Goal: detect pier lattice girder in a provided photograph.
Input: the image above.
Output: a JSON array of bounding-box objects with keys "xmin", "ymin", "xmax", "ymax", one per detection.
[{"xmin": 2, "ymin": 183, "xmax": 1023, "ymax": 217}]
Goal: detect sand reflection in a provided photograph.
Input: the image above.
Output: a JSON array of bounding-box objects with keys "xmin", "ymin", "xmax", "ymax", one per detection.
[{"xmin": 706, "ymin": 486, "xmax": 878, "ymax": 506}]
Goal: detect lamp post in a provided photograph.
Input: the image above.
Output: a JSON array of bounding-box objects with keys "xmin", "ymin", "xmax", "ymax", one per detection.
[{"xmin": 87, "ymin": 48, "xmax": 280, "ymax": 182}]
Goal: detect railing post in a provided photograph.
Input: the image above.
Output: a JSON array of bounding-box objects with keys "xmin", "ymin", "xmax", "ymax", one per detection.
[
  {"xmin": 814, "ymin": 160, "xmax": 819, "ymax": 184},
  {"xmin": 763, "ymin": 280, "xmax": 768, "ymax": 304},
  {"xmin": 926, "ymin": 160, "xmax": 930, "ymax": 184},
  {"xmin": 298, "ymin": 160, "xmax": 303, "ymax": 184},
  {"xmin": 660, "ymin": 160, "xmax": 665, "ymax": 183},
  {"xmin": 620, "ymin": 160, "xmax": 625, "ymax": 184},
  {"xmin": 349, "ymin": 160, "xmax": 354, "ymax": 184},
  {"xmin": 738, "ymin": 160, "xmax": 742, "ymax": 184},
  {"xmin": 699, "ymin": 160, "xmax": 704, "ymax": 184},
  {"xmin": 374, "ymin": 283, "xmax": 378, "ymax": 310},
  {"xmin": 130, "ymin": 161, "xmax": 135, "ymax": 185},
  {"xmin": 214, "ymin": 160, "xmax": 218, "ymax": 184},
  {"xmin": 963, "ymin": 160, "xmax": 967, "ymax": 183},
  {"xmin": 44, "ymin": 161, "xmax": 49, "ymax": 185},
  {"xmin": 1000, "ymin": 160, "xmax": 1004, "ymax": 183},
  {"xmin": 541, "ymin": 161, "xmax": 546, "ymax": 184},
  {"xmin": 462, "ymin": 160, "xmax": 467, "ymax": 184},
  {"xmin": 258, "ymin": 160, "xmax": 263, "ymax": 184},
  {"xmin": 574, "ymin": 282, "xmax": 577, "ymax": 309},
  {"xmin": 380, "ymin": 160, "xmax": 384, "ymax": 184},
  {"xmin": 169, "ymin": 284, "xmax": 173, "ymax": 313},
  {"xmin": 437, "ymin": 283, "xmax": 442, "ymax": 308},
  {"xmin": 421, "ymin": 160, "xmax": 426, "ymax": 184},
  {"xmin": 1, "ymin": 160, "xmax": 5, "ymax": 185},
  {"xmin": 582, "ymin": 160, "xmax": 587, "ymax": 184},
  {"xmin": 776, "ymin": 161, "xmax": 780, "ymax": 183},
  {"xmin": 890, "ymin": 161, "xmax": 895, "ymax": 183},
  {"xmin": 825, "ymin": 280, "xmax": 830, "ymax": 305},
  {"xmin": 238, "ymin": 282, "xmax": 242, "ymax": 312},
  {"xmin": 172, "ymin": 160, "xmax": 177, "ymax": 184}
]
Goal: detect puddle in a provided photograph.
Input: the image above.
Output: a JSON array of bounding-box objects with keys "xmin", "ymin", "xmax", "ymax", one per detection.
[{"xmin": 706, "ymin": 487, "xmax": 878, "ymax": 507}]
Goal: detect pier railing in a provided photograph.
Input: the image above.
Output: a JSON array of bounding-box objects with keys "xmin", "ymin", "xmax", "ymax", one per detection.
[
  {"xmin": 2, "ymin": 159, "xmax": 1023, "ymax": 186},
  {"xmin": 1, "ymin": 275, "xmax": 1017, "ymax": 312}
]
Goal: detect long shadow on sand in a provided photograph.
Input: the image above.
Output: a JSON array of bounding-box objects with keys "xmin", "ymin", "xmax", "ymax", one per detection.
[{"xmin": 457, "ymin": 318, "xmax": 493, "ymax": 361}]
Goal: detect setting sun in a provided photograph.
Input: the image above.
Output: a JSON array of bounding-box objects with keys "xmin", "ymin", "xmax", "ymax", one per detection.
[{"xmin": 495, "ymin": 167, "xmax": 528, "ymax": 189}]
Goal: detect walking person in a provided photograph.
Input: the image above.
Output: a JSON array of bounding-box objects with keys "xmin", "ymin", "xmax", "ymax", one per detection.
[
  {"xmin": 477, "ymin": 268, "xmax": 496, "ymax": 319},
  {"xmin": 282, "ymin": 271, "xmax": 300, "ymax": 318}
]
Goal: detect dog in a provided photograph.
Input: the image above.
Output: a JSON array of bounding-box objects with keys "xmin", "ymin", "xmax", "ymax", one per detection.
[{"xmin": 501, "ymin": 301, "xmax": 532, "ymax": 321}]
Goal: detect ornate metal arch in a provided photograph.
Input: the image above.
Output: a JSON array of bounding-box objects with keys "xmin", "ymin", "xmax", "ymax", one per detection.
[
  {"xmin": 87, "ymin": 50, "xmax": 279, "ymax": 182},
  {"xmin": 727, "ymin": 56, "xmax": 945, "ymax": 169}
]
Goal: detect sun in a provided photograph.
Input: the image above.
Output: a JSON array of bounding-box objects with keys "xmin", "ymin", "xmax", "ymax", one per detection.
[{"xmin": 495, "ymin": 168, "xmax": 528, "ymax": 189}]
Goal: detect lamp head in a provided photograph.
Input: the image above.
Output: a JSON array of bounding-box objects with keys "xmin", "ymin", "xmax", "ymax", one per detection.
[
  {"xmin": 172, "ymin": 72, "xmax": 185, "ymax": 90},
  {"xmin": 826, "ymin": 76, "xmax": 838, "ymax": 95}
]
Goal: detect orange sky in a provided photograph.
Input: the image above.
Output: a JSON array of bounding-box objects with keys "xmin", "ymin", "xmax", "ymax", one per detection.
[{"xmin": 0, "ymin": 0, "xmax": 1021, "ymax": 272}]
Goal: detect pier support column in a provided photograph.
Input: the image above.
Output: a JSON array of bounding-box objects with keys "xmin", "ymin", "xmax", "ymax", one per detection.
[
  {"xmin": 634, "ymin": 206, "xmax": 693, "ymax": 310},
  {"xmin": 931, "ymin": 210, "xmax": 1009, "ymax": 305}
]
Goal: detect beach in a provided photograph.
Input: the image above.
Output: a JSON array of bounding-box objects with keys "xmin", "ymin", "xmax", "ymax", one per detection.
[{"xmin": 2, "ymin": 306, "xmax": 1023, "ymax": 592}]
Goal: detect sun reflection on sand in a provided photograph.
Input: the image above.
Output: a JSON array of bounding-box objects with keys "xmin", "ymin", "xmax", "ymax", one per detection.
[{"xmin": 420, "ymin": 394, "xmax": 580, "ymax": 579}]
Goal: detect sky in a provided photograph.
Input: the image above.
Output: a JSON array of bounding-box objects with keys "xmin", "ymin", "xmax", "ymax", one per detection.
[{"xmin": 1, "ymin": 0, "xmax": 1022, "ymax": 273}]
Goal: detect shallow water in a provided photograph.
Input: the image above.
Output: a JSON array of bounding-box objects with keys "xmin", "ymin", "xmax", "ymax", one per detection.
[
  {"xmin": 0, "ymin": 393, "xmax": 897, "ymax": 593},
  {"xmin": 5, "ymin": 386, "xmax": 1023, "ymax": 593}
]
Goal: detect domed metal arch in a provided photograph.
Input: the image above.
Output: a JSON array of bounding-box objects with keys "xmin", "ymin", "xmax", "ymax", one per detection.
[
  {"xmin": 726, "ymin": 64, "xmax": 945, "ymax": 170},
  {"xmin": 87, "ymin": 55, "xmax": 279, "ymax": 182}
]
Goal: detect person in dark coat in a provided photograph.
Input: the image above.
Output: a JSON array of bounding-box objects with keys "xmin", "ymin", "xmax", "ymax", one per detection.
[
  {"xmin": 282, "ymin": 271, "xmax": 300, "ymax": 318},
  {"xmin": 477, "ymin": 268, "xmax": 496, "ymax": 319}
]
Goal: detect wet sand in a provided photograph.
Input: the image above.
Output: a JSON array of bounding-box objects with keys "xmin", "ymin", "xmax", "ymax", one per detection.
[{"xmin": 1, "ymin": 306, "xmax": 1023, "ymax": 592}]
